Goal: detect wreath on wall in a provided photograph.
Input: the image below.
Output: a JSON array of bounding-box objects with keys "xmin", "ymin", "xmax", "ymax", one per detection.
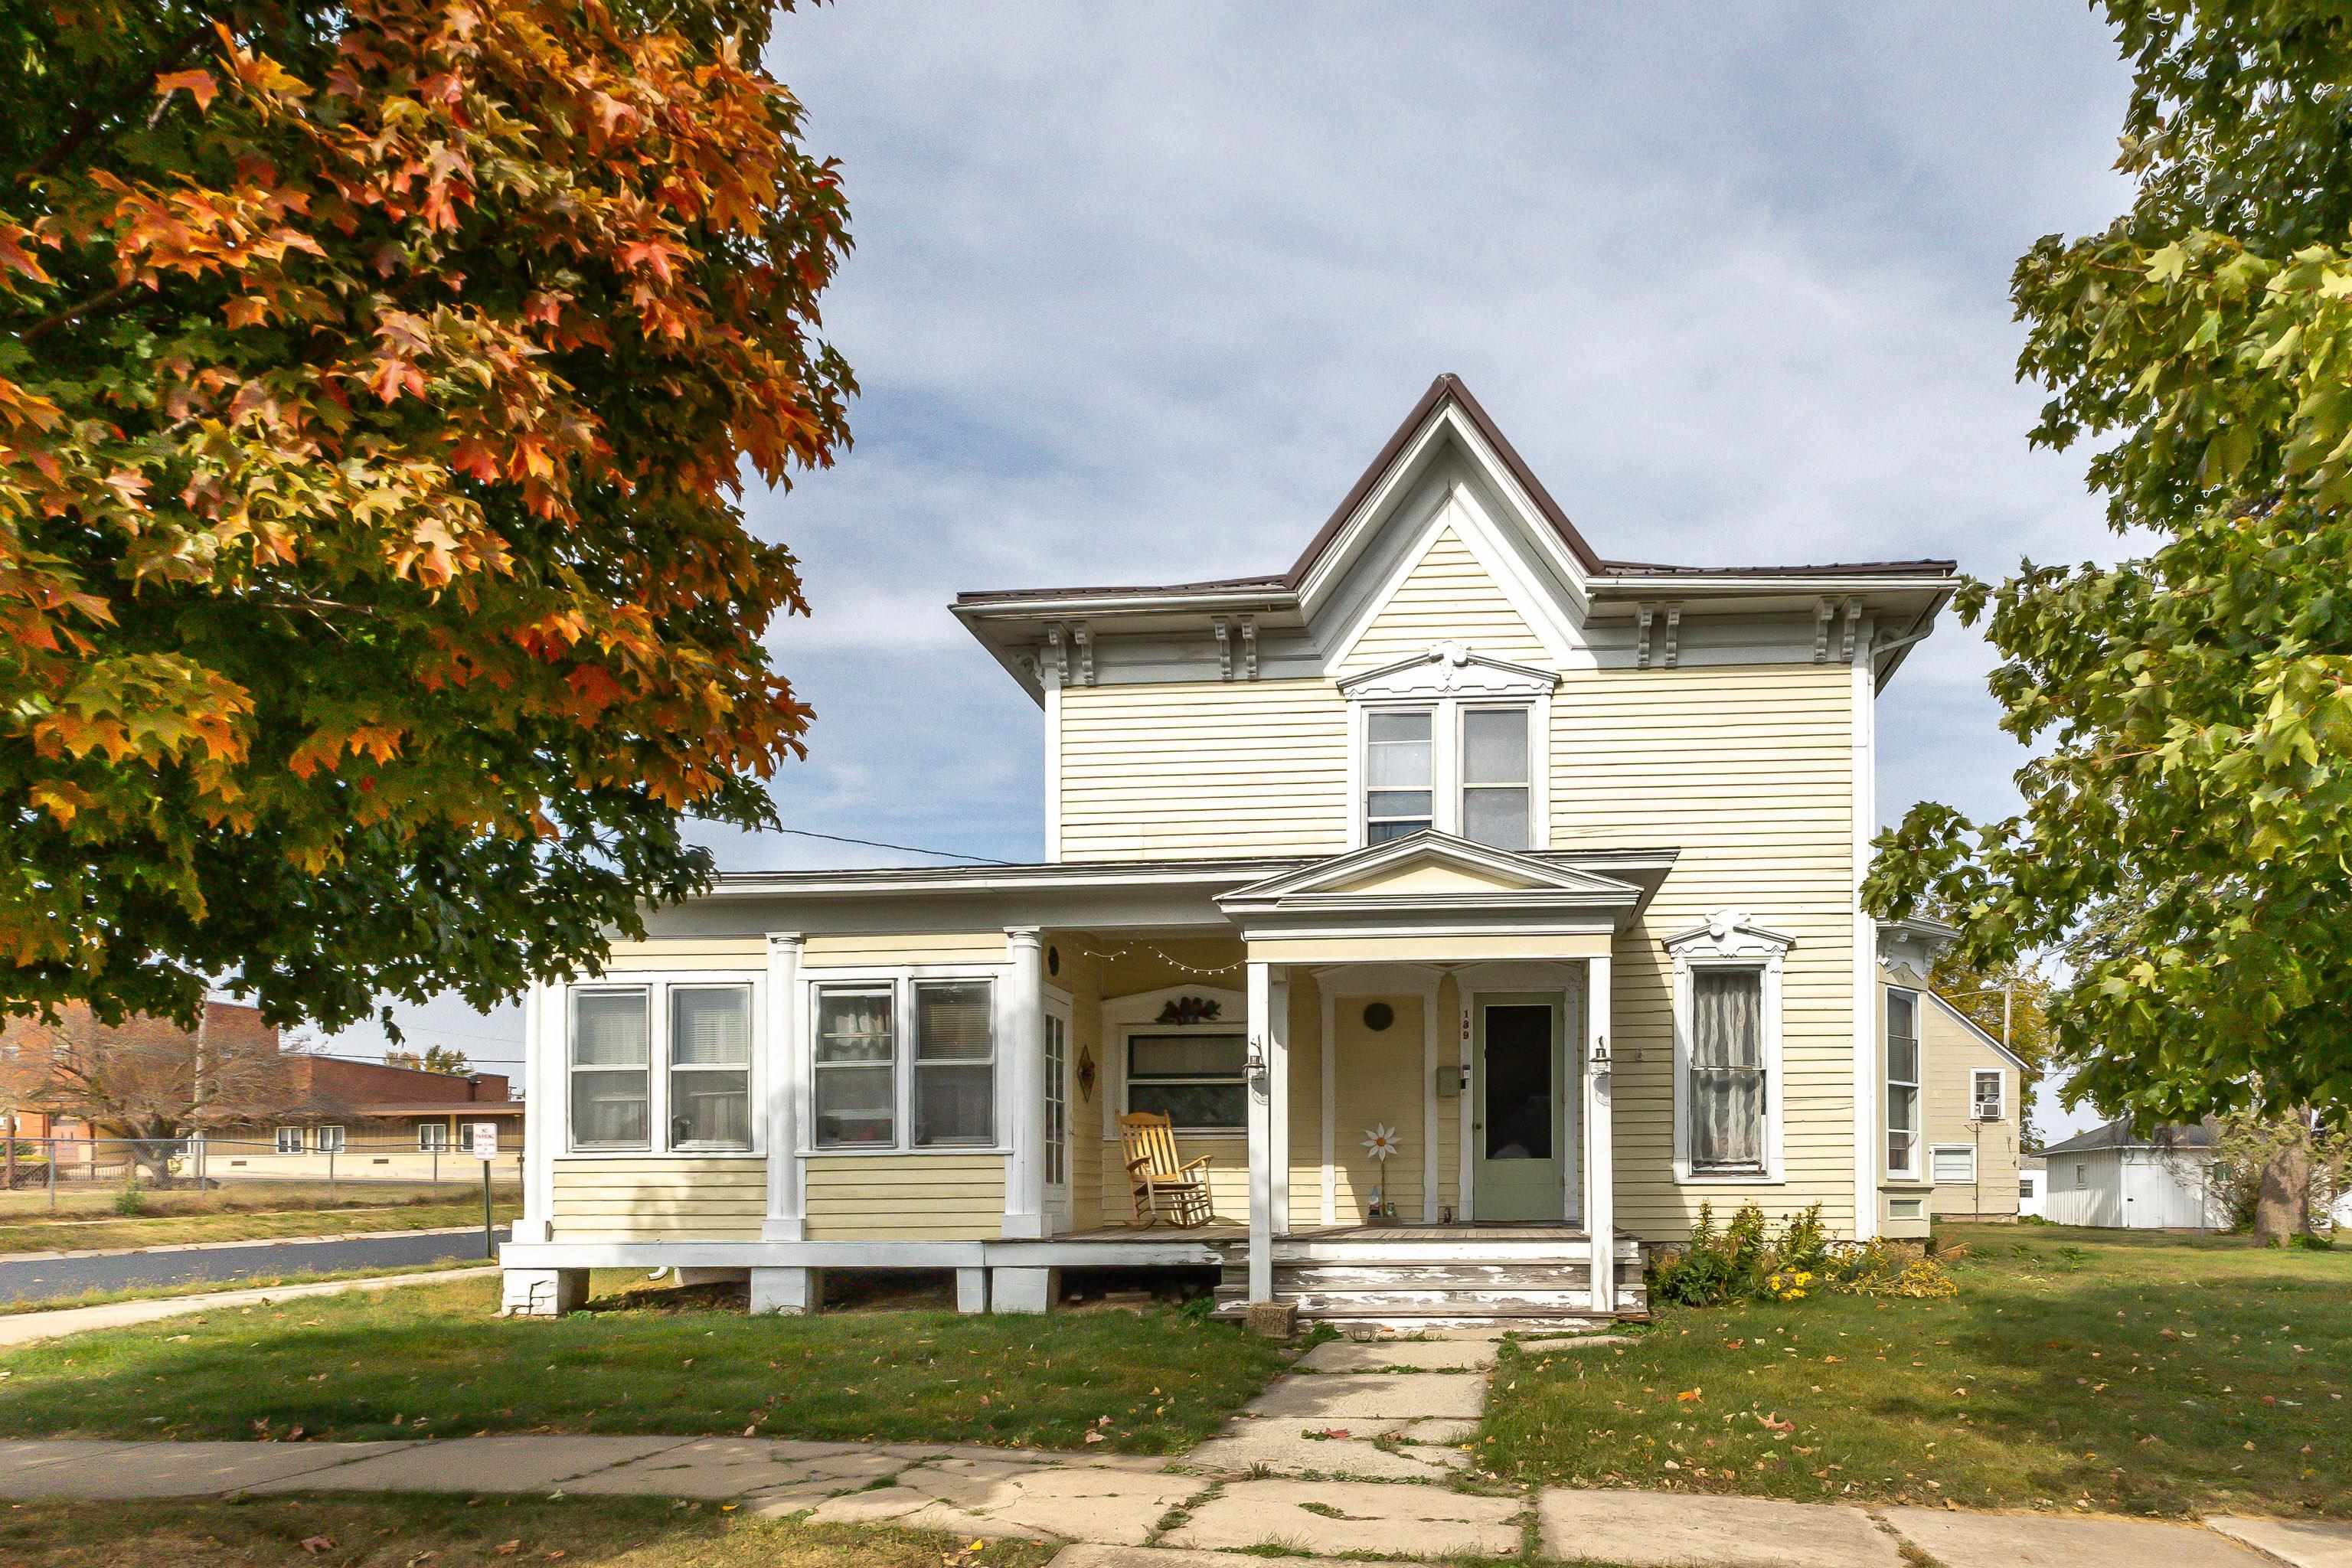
[{"xmin": 1155, "ymin": 996, "xmax": 1223, "ymax": 1024}]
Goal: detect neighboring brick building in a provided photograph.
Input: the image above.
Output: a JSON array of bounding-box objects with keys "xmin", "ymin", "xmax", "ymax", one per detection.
[{"xmin": 1, "ymin": 999, "xmax": 282, "ymax": 1144}]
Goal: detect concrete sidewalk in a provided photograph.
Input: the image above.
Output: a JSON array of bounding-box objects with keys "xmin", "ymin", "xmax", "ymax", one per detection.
[
  {"xmin": 0, "ymin": 1430, "xmax": 2341, "ymax": 1566},
  {"xmin": 0, "ymin": 1264, "xmax": 486, "ymax": 1348}
]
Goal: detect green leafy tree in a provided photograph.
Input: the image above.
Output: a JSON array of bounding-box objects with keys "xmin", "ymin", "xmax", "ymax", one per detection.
[
  {"xmin": 0, "ymin": 1, "xmax": 851, "ymax": 1035},
  {"xmin": 1864, "ymin": 3, "xmax": 2352, "ymax": 1214}
]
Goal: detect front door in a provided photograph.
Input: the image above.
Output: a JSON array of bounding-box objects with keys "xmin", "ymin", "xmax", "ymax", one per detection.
[{"xmin": 1472, "ymin": 995, "xmax": 1568, "ymax": 1222}]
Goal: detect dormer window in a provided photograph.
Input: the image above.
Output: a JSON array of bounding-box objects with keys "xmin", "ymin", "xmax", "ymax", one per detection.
[
  {"xmin": 1365, "ymin": 710, "xmax": 1435, "ymax": 842},
  {"xmin": 1341, "ymin": 645, "xmax": 1556, "ymax": 852}
]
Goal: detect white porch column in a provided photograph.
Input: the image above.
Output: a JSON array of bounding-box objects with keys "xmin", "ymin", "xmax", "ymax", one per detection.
[
  {"xmin": 1003, "ymin": 927, "xmax": 1048, "ymax": 1239},
  {"xmin": 1246, "ymin": 959, "xmax": 1276, "ymax": 1302},
  {"xmin": 513, "ymin": 979, "xmax": 559, "ymax": 1245},
  {"xmin": 1584, "ymin": 952, "xmax": 1615, "ymax": 1312},
  {"xmin": 1421, "ymin": 990, "xmax": 1439, "ymax": 1223},
  {"xmin": 1269, "ymin": 969, "xmax": 1290, "ymax": 1237},
  {"xmin": 763, "ymin": 933, "xmax": 805, "ymax": 1241}
]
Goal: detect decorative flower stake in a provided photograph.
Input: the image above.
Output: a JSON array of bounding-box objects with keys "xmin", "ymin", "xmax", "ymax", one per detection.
[{"xmin": 1362, "ymin": 1124, "xmax": 1400, "ymax": 1161}]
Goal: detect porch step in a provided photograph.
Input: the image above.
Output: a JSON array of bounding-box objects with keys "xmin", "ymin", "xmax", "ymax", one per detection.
[{"xmin": 1210, "ymin": 1238, "xmax": 1648, "ymax": 1326}]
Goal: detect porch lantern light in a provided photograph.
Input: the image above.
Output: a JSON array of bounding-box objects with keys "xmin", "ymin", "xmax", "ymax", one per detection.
[{"xmin": 1244, "ymin": 1038, "xmax": 1268, "ymax": 1084}]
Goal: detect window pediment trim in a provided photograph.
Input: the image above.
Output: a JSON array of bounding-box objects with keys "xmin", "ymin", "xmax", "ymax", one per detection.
[
  {"xmin": 1338, "ymin": 641, "xmax": 1559, "ymax": 701},
  {"xmin": 1661, "ymin": 909, "xmax": 1797, "ymax": 963}
]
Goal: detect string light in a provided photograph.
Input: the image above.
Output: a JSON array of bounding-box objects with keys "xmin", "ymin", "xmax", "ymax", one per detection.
[{"xmin": 1066, "ymin": 939, "xmax": 1245, "ymax": 978}]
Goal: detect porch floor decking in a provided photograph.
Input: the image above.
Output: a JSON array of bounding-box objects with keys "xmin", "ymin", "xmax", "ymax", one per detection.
[{"xmin": 1057, "ymin": 1222, "xmax": 1591, "ymax": 1244}]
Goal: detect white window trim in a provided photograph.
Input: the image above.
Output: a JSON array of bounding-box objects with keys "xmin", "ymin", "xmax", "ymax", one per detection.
[
  {"xmin": 795, "ymin": 962, "xmax": 1012, "ymax": 1158},
  {"xmin": 1664, "ymin": 910, "xmax": 1791, "ymax": 1184},
  {"xmin": 1886, "ymin": 985, "xmax": 1922, "ymax": 1181},
  {"xmin": 1931, "ymin": 1143, "xmax": 1978, "ymax": 1184},
  {"xmin": 275, "ymin": 1125, "xmax": 304, "ymax": 1155},
  {"xmin": 1971, "ymin": 1067, "xmax": 2006, "ymax": 1122},
  {"xmin": 418, "ymin": 1122, "xmax": 449, "ymax": 1152},
  {"xmin": 560, "ymin": 969, "xmax": 763, "ymax": 1158},
  {"xmin": 1341, "ymin": 645, "xmax": 1553, "ymax": 852},
  {"xmin": 315, "ymin": 1124, "xmax": 345, "ymax": 1155},
  {"xmin": 1099, "ymin": 985, "xmax": 1250, "ymax": 1141}
]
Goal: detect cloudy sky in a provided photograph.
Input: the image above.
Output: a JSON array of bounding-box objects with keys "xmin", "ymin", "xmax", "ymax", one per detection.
[{"xmin": 330, "ymin": 4, "xmax": 2138, "ymax": 1135}]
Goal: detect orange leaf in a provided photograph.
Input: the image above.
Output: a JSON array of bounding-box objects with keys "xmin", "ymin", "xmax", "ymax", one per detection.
[{"xmin": 155, "ymin": 68, "xmax": 220, "ymax": 111}]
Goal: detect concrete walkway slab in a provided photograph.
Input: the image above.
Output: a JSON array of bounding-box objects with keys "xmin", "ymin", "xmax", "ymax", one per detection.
[
  {"xmin": 1185, "ymin": 1419, "xmax": 1465, "ymax": 1481},
  {"xmin": 1047, "ymin": 1548, "xmax": 1423, "ymax": 1568},
  {"xmin": 1540, "ymin": 1489, "xmax": 1899, "ymax": 1568},
  {"xmin": 565, "ymin": 1437, "xmax": 902, "ymax": 1500},
  {"xmin": 247, "ymin": 1434, "xmax": 688, "ymax": 1494},
  {"xmin": 1396, "ymin": 1416, "xmax": 1478, "ymax": 1444},
  {"xmin": 1298, "ymin": 1338, "xmax": 1496, "ymax": 1372},
  {"xmin": 903, "ymin": 1458, "xmax": 1200, "ymax": 1544},
  {"xmin": 1244, "ymin": 1370, "xmax": 1487, "ymax": 1422},
  {"xmin": 2206, "ymin": 1517, "xmax": 2352, "ymax": 1568},
  {"xmin": 1165, "ymin": 1477, "xmax": 1521, "ymax": 1557},
  {"xmin": 0, "ymin": 1439, "xmax": 141, "ymax": 1478},
  {"xmin": 1882, "ymin": 1507, "xmax": 2272, "ymax": 1568},
  {"xmin": 0, "ymin": 1439, "xmax": 417, "ymax": 1500}
]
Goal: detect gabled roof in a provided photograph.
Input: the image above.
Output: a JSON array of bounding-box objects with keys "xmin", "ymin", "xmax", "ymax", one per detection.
[
  {"xmin": 2041, "ymin": 1116, "xmax": 2222, "ymax": 1157},
  {"xmin": 955, "ymin": 374, "xmax": 1958, "ymax": 609},
  {"xmin": 1922, "ymin": 990, "xmax": 2034, "ymax": 1073},
  {"xmin": 1216, "ymin": 831, "xmax": 1652, "ymax": 913}
]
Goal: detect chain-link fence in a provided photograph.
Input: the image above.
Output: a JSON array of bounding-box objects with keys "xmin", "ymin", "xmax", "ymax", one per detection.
[{"xmin": 1, "ymin": 1135, "xmax": 524, "ymax": 1212}]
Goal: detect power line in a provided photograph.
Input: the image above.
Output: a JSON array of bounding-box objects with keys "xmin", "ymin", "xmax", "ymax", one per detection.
[{"xmin": 773, "ymin": 827, "xmax": 1021, "ymax": 867}]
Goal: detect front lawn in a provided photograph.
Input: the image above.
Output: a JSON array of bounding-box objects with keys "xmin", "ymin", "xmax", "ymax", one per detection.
[
  {"xmin": 0, "ymin": 1495, "xmax": 1060, "ymax": 1568},
  {"xmin": 1481, "ymin": 1223, "xmax": 2350, "ymax": 1518},
  {"xmin": 0, "ymin": 1272, "xmax": 1289, "ymax": 1453}
]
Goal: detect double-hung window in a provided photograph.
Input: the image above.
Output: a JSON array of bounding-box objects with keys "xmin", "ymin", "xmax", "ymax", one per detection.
[
  {"xmin": 1971, "ymin": 1068, "xmax": 2004, "ymax": 1120},
  {"xmin": 418, "ymin": 1123, "xmax": 449, "ymax": 1153},
  {"xmin": 1687, "ymin": 968, "xmax": 1768, "ymax": 1174},
  {"xmin": 812, "ymin": 978, "xmax": 999, "ymax": 1151},
  {"xmin": 814, "ymin": 987, "xmax": 897, "ymax": 1148},
  {"xmin": 1125, "ymin": 1031, "xmax": 1250, "ymax": 1129},
  {"xmin": 570, "ymin": 988, "xmax": 652, "ymax": 1149},
  {"xmin": 1364, "ymin": 710, "xmax": 1435, "ymax": 842},
  {"xmin": 913, "ymin": 981, "xmax": 995, "ymax": 1147},
  {"xmin": 1886, "ymin": 988, "xmax": 1921, "ymax": 1178},
  {"xmin": 1459, "ymin": 707, "xmax": 1531, "ymax": 849},
  {"xmin": 668, "ymin": 985, "xmax": 752, "ymax": 1150}
]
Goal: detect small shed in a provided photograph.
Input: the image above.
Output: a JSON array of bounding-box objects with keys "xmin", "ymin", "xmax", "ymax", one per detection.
[
  {"xmin": 2040, "ymin": 1117, "xmax": 2227, "ymax": 1230},
  {"xmin": 2017, "ymin": 1152, "xmax": 2047, "ymax": 1219}
]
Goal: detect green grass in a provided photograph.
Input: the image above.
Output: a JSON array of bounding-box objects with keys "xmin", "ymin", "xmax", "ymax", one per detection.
[
  {"xmin": 0, "ymin": 1494, "xmax": 1063, "ymax": 1568},
  {"xmin": 0, "ymin": 1191, "xmax": 521, "ymax": 1253},
  {"xmin": 0, "ymin": 1256, "xmax": 492, "ymax": 1316},
  {"xmin": 0, "ymin": 1272, "xmax": 1289, "ymax": 1453},
  {"xmin": 1479, "ymin": 1222, "xmax": 2351, "ymax": 1518}
]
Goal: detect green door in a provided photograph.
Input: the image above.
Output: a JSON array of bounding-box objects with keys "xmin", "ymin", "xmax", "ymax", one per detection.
[{"xmin": 1472, "ymin": 995, "xmax": 1567, "ymax": 1222}]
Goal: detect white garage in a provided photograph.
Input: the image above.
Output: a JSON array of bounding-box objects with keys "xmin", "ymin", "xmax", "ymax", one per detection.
[{"xmin": 2040, "ymin": 1117, "xmax": 2228, "ymax": 1230}]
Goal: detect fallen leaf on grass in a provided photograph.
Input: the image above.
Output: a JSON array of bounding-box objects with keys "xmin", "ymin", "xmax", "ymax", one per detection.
[
  {"xmin": 1675, "ymin": 1388, "xmax": 1702, "ymax": 1403},
  {"xmin": 494, "ymin": 1544, "xmax": 521, "ymax": 1557},
  {"xmin": 299, "ymin": 1538, "xmax": 335, "ymax": 1556}
]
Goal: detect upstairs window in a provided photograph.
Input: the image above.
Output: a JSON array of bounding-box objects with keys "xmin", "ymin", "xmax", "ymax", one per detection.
[
  {"xmin": 1971, "ymin": 1067, "xmax": 2005, "ymax": 1121},
  {"xmin": 1886, "ymin": 988, "xmax": 1921, "ymax": 1178},
  {"xmin": 1365, "ymin": 710, "xmax": 1434, "ymax": 842},
  {"xmin": 1460, "ymin": 707, "xmax": 1530, "ymax": 849}
]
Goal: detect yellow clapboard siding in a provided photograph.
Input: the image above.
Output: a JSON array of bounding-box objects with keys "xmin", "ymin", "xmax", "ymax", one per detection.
[
  {"xmin": 802, "ymin": 1153, "xmax": 1008, "ymax": 1240},
  {"xmin": 598, "ymin": 938, "xmax": 766, "ymax": 972},
  {"xmin": 1342, "ymin": 528, "xmax": 1552, "ymax": 672},
  {"xmin": 550, "ymin": 1156, "xmax": 767, "ymax": 1240}
]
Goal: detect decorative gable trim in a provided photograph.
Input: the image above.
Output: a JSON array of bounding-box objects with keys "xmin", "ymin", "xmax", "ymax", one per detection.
[
  {"xmin": 1219, "ymin": 831, "xmax": 1642, "ymax": 914},
  {"xmin": 1661, "ymin": 910, "xmax": 1798, "ymax": 960},
  {"xmin": 1338, "ymin": 642, "xmax": 1560, "ymax": 701}
]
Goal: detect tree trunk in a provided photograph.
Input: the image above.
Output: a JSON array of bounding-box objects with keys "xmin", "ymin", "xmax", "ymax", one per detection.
[{"xmin": 2252, "ymin": 1140, "xmax": 2311, "ymax": 1246}]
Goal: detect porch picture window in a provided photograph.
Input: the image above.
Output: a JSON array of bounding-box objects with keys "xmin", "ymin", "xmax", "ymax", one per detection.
[
  {"xmin": 913, "ymin": 980, "xmax": 995, "ymax": 1148},
  {"xmin": 1364, "ymin": 710, "xmax": 1434, "ymax": 842},
  {"xmin": 1460, "ymin": 707, "xmax": 1530, "ymax": 850},
  {"xmin": 814, "ymin": 987, "xmax": 896, "ymax": 1148},
  {"xmin": 417, "ymin": 1123, "xmax": 449, "ymax": 1152},
  {"xmin": 668, "ymin": 985, "xmax": 752, "ymax": 1150},
  {"xmin": 1886, "ymin": 988, "xmax": 1921, "ymax": 1177},
  {"xmin": 569, "ymin": 988, "xmax": 652, "ymax": 1150},
  {"xmin": 1126, "ymin": 1031, "xmax": 1248, "ymax": 1129},
  {"xmin": 1687, "ymin": 968, "xmax": 1766, "ymax": 1173}
]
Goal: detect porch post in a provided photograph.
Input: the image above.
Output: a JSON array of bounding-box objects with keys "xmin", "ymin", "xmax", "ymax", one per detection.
[
  {"xmin": 1003, "ymin": 927, "xmax": 1047, "ymax": 1239},
  {"xmin": 762, "ymin": 933, "xmax": 805, "ymax": 1241},
  {"xmin": 1246, "ymin": 959, "xmax": 1275, "ymax": 1302},
  {"xmin": 1269, "ymin": 969, "xmax": 1291, "ymax": 1236},
  {"xmin": 1584, "ymin": 952, "xmax": 1615, "ymax": 1312}
]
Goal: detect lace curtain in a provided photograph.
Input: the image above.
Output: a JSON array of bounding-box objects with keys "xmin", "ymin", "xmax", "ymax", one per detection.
[{"xmin": 1689, "ymin": 968, "xmax": 1765, "ymax": 1171}]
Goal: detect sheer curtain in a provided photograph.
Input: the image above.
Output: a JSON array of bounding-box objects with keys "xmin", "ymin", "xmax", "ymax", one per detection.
[{"xmin": 1689, "ymin": 969, "xmax": 1765, "ymax": 1171}]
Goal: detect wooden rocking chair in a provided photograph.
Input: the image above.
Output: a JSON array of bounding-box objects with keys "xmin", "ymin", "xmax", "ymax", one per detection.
[{"xmin": 1119, "ymin": 1111, "xmax": 1214, "ymax": 1227}]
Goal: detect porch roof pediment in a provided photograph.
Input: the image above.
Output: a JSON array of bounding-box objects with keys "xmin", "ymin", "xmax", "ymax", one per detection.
[{"xmin": 1216, "ymin": 831, "xmax": 1645, "ymax": 923}]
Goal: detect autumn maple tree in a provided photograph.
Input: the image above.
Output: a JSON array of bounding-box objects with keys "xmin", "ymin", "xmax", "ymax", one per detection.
[{"xmin": 1, "ymin": 1, "xmax": 852, "ymax": 1031}]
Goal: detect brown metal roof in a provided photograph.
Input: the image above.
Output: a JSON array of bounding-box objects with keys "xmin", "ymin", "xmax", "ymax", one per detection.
[{"xmin": 952, "ymin": 375, "xmax": 1955, "ymax": 609}]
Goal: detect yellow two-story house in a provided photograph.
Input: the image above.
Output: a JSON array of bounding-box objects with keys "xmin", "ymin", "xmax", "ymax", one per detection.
[{"xmin": 499, "ymin": 375, "xmax": 1981, "ymax": 1326}]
